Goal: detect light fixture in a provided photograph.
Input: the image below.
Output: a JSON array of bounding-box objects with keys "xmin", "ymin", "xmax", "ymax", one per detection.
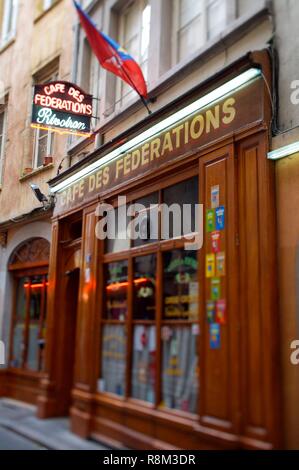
[
  {"xmin": 50, "ymin": 68, "xmax": 261, "ymax": 194},
  {"xmin": 267, "ymin": 141, "xmax": 299, "ymax": 160},
  {"xmin": 30, "ymin": 183, "xmax": 54, "ymax": 210}
]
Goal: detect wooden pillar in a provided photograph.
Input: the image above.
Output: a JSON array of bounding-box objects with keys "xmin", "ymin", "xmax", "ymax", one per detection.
[
  {"xmin": 237, "ymin": 131, "xmax": 281, "ymax": 449},
  {"xmin": 70, "ymin": 203, "xmax": 98, "ymax": 438},
  {"xmin": 37, "ymin": 219, "xmax": 63, "ymax": 418}
]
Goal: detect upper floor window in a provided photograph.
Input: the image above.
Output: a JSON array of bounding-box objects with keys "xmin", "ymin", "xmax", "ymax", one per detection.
[
  {"xmin": 35, "ymin": 0, "xmax": 60, "ymax": 18},
  {"xmin": 0, "ymin": 104, "xmax": 7, "ymax": 184},
  {"xmin": 43, "ymin": 0, "xmax": 54, "ymax": 9},
  {"xmin": 116, "ymin": 0, "xmax": 151, "ymax": 108},
  {"xmin": 81, "ymin": 39, "xmax": 100, "ymax": 128},
  {"xmin": 172, "ymin": 0, "xmax": 226, "ymax": 65},
  {"xmin": 0, "ymin": 0, "xmax": 18, "ymax": 47},
  {"xmin": 32, "ymin": 61, "xmax": 59, "ymax": 169}
]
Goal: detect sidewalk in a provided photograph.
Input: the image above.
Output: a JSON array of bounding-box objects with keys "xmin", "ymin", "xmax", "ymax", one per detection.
[{"xmin": 0, "ymin": 398, "xmax": 109, "ymax": 450}]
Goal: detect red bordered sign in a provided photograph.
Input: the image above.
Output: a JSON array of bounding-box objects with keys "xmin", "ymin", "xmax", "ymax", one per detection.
[{"xmin": 31, "ymin": 81, "xmax": 93, "ymax": 137}]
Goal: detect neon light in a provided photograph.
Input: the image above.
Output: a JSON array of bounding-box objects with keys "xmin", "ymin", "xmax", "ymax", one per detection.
[
  {"xmin": 24, "ymin": 283, "xmax": 49, "ymax": 289},
  {"xmin": 31, "ymin": 123, "xmax": 92, "ymax": 138},
  {"xmin": 106, "ymin": 277, "xmax": 149, "ymax": 291},
  {"xmin": 34, "ymin": 95, "xmax": 92, "ymax": 115},
  {"xmin": 267, "ymin": 141, "xmax": 299, "ymax": 160},
  {"xmin": 31, "ymin": 81, "xmax": 93, "ymax": 137},
  {"xmin": 50, "ymin": 68, "xmax": 261, "ymax": 194},
  {"xmin": 44, "ymin": 83, "xmax": 66, "ymax": 95}
]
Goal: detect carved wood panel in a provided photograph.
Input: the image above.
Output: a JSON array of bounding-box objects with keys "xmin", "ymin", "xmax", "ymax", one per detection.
[{"xmin": 9, "ymin": 238, "xmax": 50, "ymax": 266}]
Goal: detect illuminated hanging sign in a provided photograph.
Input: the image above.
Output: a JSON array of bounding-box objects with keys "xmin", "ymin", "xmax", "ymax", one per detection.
[{"xmin": 31, "ymin": 81, "xmax": 93, "ymax": 137}]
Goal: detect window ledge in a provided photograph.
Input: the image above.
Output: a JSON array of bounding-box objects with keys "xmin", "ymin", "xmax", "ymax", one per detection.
[
  {"xmin": 19, "ymin": 163, "xmax": 54, "ymax": 182},
  {"xmin": 0, "ymin": 37, "xmax": 15, "ymax": 55},
  {"xmin": 34, "ymin": 0, "xmax": 62, "ymax": 24},
  {"xmin": 67, "ymin": 134, "xmax": 93, "ymax": 157}
]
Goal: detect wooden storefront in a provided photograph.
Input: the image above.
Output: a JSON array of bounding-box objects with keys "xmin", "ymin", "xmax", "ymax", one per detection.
[
  {"xmin": 37, "ymin": 51, "xmax": 281, "ymax": 450},
  {"xmin": 4, "ymin": 237, "xmax": 50, "ymax": 404}
]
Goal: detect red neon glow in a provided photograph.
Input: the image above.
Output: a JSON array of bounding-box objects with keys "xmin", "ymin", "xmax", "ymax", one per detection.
[
  {"xmin": 34, "ymin": 94, "xmax": 92, "ymax": 116},
  {"xmin": 44, "ymin": 83, "xmax": 66, "ymax": 96},
  {"xmin": 42, "ymin": 84, "xmax": 84, "ymax": 103},
  {"xmin": 24, "ymin": 283, "xmax": 49, "ymax": 289},
  {"xmin": 106, "ymin": 277, "xmax": 149, "ymax": 291}
]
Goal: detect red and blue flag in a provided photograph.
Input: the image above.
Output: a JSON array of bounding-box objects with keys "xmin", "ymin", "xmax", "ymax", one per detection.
[{"xmin": 73, "ymin": 0, "xmax": 148, "ymax": 99}]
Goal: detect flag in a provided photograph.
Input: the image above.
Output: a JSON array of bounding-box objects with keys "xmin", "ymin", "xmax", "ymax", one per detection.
[{"xmin": 73, "ymin": 0, "xmax": 148, "ymax": 99}]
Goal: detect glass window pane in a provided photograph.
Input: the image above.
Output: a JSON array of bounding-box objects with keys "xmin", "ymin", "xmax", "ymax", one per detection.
[
  {"xmin": 178, "ymin": 16, "xmax": 203, "ymax": 61},
  {"xmin": 124, "ymin": 2, "xmax": 140, "ymax": 43},
  {"xmin": 105, "ymin": 205, "xmax": 130, "ymax": 253},
  {"xmin": 163, "ymin": 250, "xmax": 198, "ymax": 320},
  {"xmin": 131, "ymin": 325, "xmax": 156, "ymax": 403},
  {"xmin": 162, "ymin": 325, "xmax": 199, "ymax": 413},
  {"xmin": 105, "ymin": 261, "xmax": 128, "ymax": 320},
  {"xmin": 36, "ymin": 130, "xmax": 48, "ymax": 167},
  {"xmin": 119, "ymin": 1, "xmax": 150, "ymax": 104},
  {"xmin": 39, "ymin": 275, "xmax": 48, "ymax": 371},
  {"xmin": 133, "ymin": 254, "xmax": 156, "ymax": 320},
  {"xmin": 207, "ymin": 0, "xmax": 226, "ymax": 39},
  {"xmin": 180, "ymin": 0, "xmax": 203, "ymax": 28},
  {"xmin": 162, "ymin": 177, "xmax": 198, "ymax": 240},
  {"xmin": 132, "ymin": 192, "xmax": 159, "ymax": 247},
  {"xmin": 16, "ymin": 276, "xmax": 27, "ymax": 322},
  {"xmin": 0, "ymin": 111, "xmax": 4, "ymax": 140},
  {"xmin": 141, "ymin": 4, "xmax": 151, "ymax": 62},
  {"xmin": 11, "ymin": 277, "xmax": 27, "ymax": 368},
  {"xmin": 99, "ymin": 324, "xmax": 126, "ymax": 396},
  {"xmin": 27, "ymin": 276, "xmax": 43, "ymax": 371}
]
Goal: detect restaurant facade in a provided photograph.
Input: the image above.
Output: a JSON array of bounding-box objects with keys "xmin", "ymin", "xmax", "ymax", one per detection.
[{"xmin": 31, "ymin": 49, "xmax": 282, "ymax": 450}]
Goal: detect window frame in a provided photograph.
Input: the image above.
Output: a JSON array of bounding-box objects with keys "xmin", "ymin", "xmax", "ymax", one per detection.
[
  {"xmin": 97, "ymin": 164, "xmax": 200, "ymax": 418},
  {"xmin": 171, "ymin": 0, "xmax": 228, "ymax": 66},
  {"xmin": 0, "ymin": 103, "xmax": 7, "ymax": 185},
  {"xmin": 115, "ymin": 0, "xmax": 151, "ymax": 109},
  {"xmin": 0, "ymin": 0, "xmax": 18, "ymax": 48},
  {"xmin": 43, "ymin": 0, "xmax": 55, "ymax": 10},
  {"xmin": 33, "ymin": 127, "xmax": 54, "ymax": 169},
  {"xmin": 32, "ymin": 69, "xmax": 58, "ymax": 169},
  {"xmin": 9, "ymin": 268, "xmax": 48, "ymax": 374}
]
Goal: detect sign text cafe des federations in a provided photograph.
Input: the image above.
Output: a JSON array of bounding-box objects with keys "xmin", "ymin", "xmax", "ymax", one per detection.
[
  {"xmin": 31, "ymin": 81, "xmax": 93, "ymax": 137},
  {"xmin": 52, "ymin": 75, "xmax": 263, "ymax": 213}
]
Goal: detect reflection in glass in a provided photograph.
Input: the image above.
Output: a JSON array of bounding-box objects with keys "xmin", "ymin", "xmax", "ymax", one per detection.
[
  {"xmin": 100, "ymin": 324, "xmax": 126, "ymax": 396},
  {"xmin": 39, "ymin": 276, "xmax": 48, "ymax": 371},
  {"xmin": 163, "ymin": 250, "xmax": 198, "ymax": 320},
  {"xmin": 162, "ymin": 176, "xmax": 199, "ymax": 239},
  {"xmin": 105, "ymin": 205, "xmax": 130, "ymax": 253},
  {"xmin": 162, "ymin": 326, "xmax": 199, "ymax": 413},
  {"xmin": 27, "ymin": 276, "xmax": 42, "ymax": 371},
  {"xmin": 131, "ymin": 325, "xmax": 156, "ymax": 403},
  {"xmin": 11, "ymin": 275, "xmax": 48, "ymax": 371},
  {"xmin": 11, "ymin": 277, "xmax": 27, "ymax": 368},
  {"xmin": 132, "ymin": 193, "xmax": 159, "ymax": 247},
  {"xmin": 105, "ymin": 261, "xmax": 128, "ymax": 320},
  {"xmin": 133, "ymin": 255, "xmax": 156, "ymax": 320}
]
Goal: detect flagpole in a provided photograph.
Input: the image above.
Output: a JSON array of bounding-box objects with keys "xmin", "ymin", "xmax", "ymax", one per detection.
[
  {"xmin": 74, "ymin": 1, "xmax": 152, "ymax": 115},
  {"xmin": 114, "ymin": 54, "xmax": 152, "ymax": 115}
]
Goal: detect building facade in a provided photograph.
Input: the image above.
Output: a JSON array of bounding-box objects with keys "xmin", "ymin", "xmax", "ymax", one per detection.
[
  {"xmin": 0, "ymin": 0, "xmax": 73, "ymax": 401},
  {"xmin": 0, "ymin": 0, "xmax": 299, "ymax": 450}
]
